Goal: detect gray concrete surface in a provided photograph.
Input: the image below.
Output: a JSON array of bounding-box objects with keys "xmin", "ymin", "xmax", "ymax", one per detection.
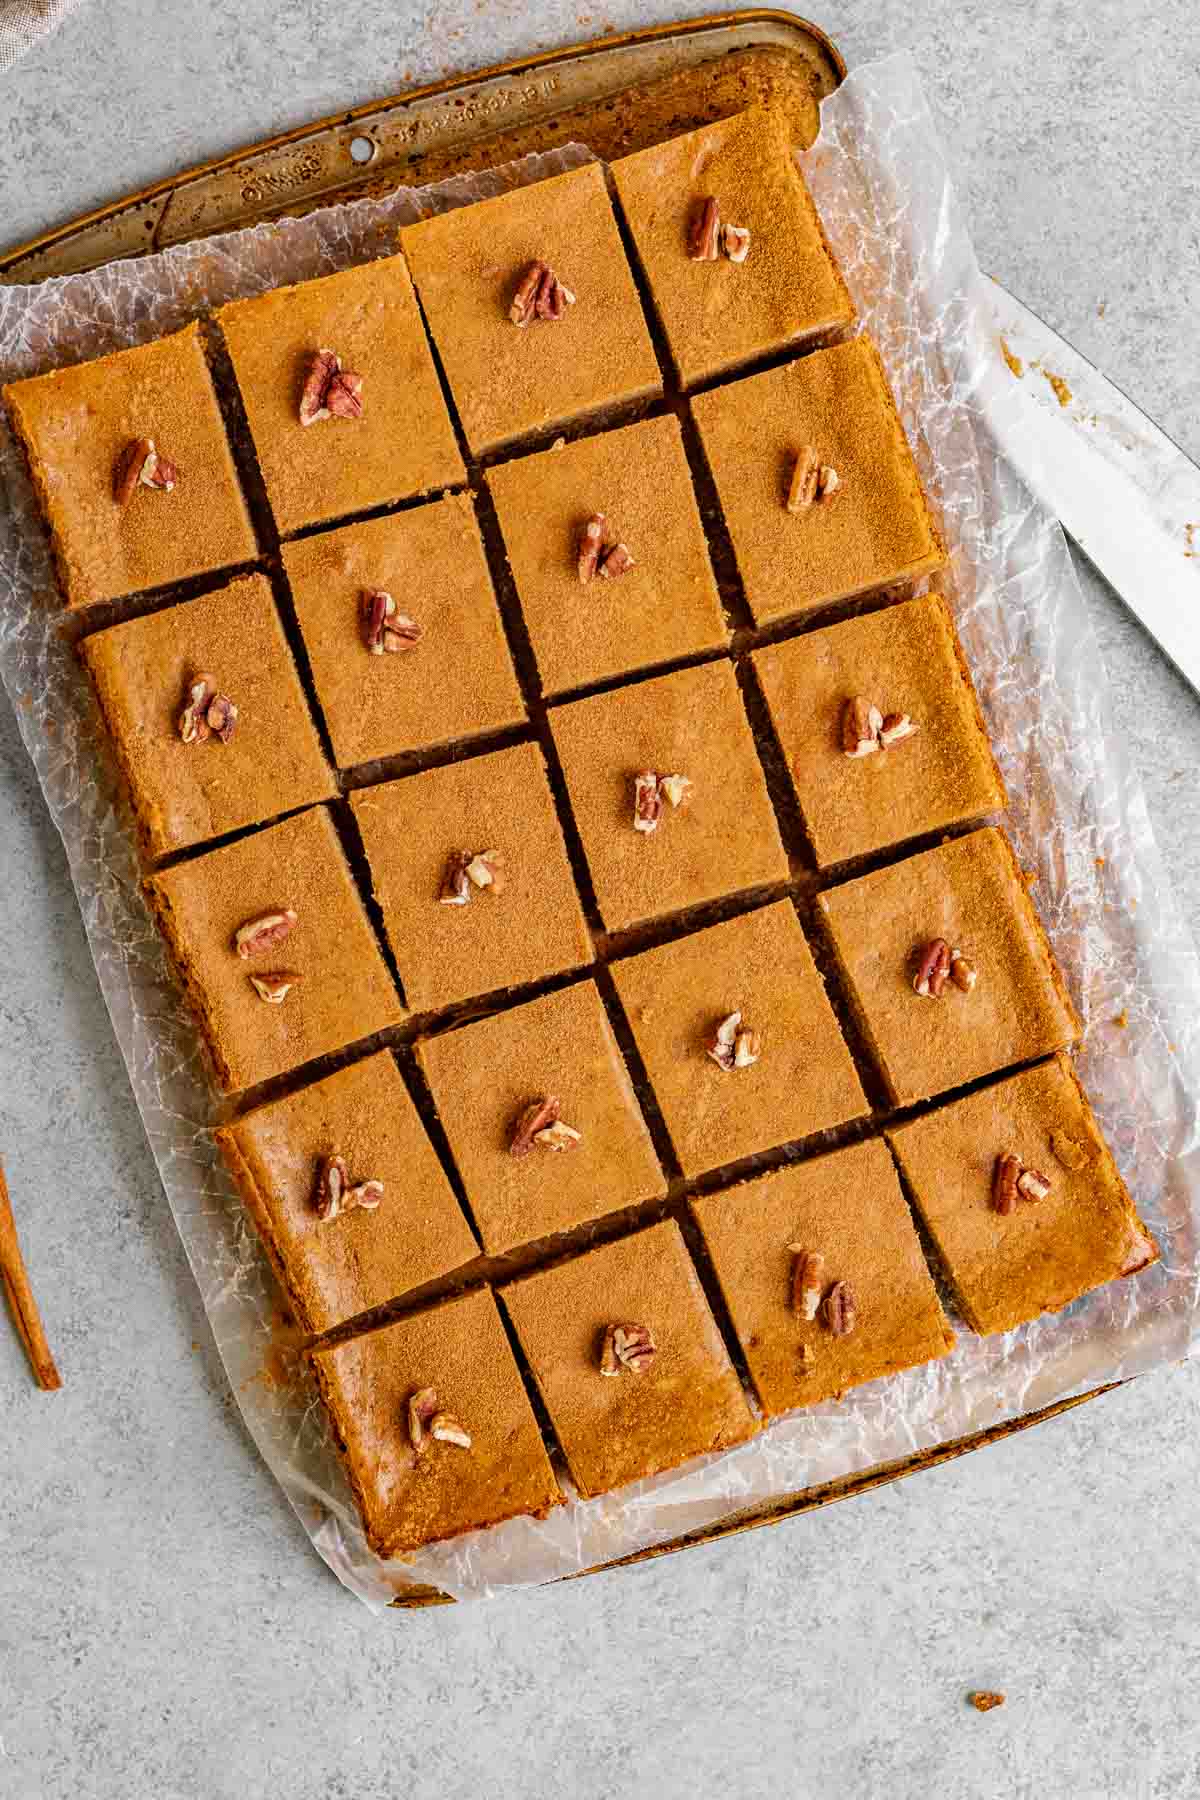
[{"xmin": 2, "ymin": 4, "xmax": 1199, "ymax": 1797}]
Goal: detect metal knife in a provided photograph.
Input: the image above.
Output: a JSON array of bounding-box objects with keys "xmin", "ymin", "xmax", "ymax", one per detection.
[{"xmin": 972, "ymin": 275, "xmax": 1200, "ymax": 695}]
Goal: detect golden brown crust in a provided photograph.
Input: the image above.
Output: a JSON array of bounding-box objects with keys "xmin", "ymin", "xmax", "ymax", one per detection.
[
  {"xmin": 692, "ymin": 334, "xmax": 945, "ymax": 626},
  {"xmin": 309, "ymin": 1287, "xmax": 563, "ymax": 1557},
  {"xmin": 692, "ymin": 1139, "xmax": 954, "ymax": 1415},
  {"xmin": 611, "ymin": 106, "xmax": 855, "ymax": 387},
  {"xmin": 888, "ymin": 1053, "xmax": 1159, "ymax": 1334},
  {"xmin": 3, "ymin": 322, "xmax": 256, "ymax": 609},
  {"xmin": 501, "ymin": 1220, "xmax": 758, "ymax": 1497},
  {"xmin": 610, "ymin": 900, "xmax": 867, "ymax": 1177}
]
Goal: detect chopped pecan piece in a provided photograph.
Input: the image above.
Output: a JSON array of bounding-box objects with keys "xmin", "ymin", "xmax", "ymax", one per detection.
[
  {"xmin": 598, "ymin": 541, "xmax": 635, "ymax": 579},
  {"xmin": 430, "ymin": 1412, "xmax": 472, "ymax": 1449},
  {"xmin": 205, "ymin": 693, "xmax": 238, "ymax": 743},
  {"xmin": 179, "ymin": 675, "xmax": 215, "ymax": 744},
  {"xmin": 841, "ymin": 696, "xmax": 883, "ymax": 758},
  {"xmin": 382, "ymin": 616, "xmax": 423, "ymax": 654},
  {"xmin": 658, "ymin": 774, "xmax": 693, "ymax": 810},
  {"xmin": 314, "ymin": 1152, "xmax": 349, "ymax": 1222},
  {"xmin": 248, "ymin": 970, "xmax": 299, "ymax": 1005},
  {"xmin": 633, "ymin": 770, "xmax": 663, "ymax": 835},
  {"xmin": 509, "ymin": 261, "xmax": 547, "ymax": 326},
  {"xmin": 298, "ymin": 348, "xmax": 363, "ymax": 425},
  {"xmin": 464, "ymin": 850, "xmax": 506, "ymax": 894},
  {"xmin": 439, "ymin": 850, "xmax": 472, "ymax": 907},
  {"xmin": 535, "ymin": 266, "xmax": 576, "ymax": 320},
  {"xmin": 407, "ymin": 1386, "xmax": 438, "ymax": 1454},
  {"xmin": 113, "ymin": 436, "xmax": 178, "ymax": 505},
  {"xmin": 706, "ymin": 1010, "xmax": 741, "ymax": 1072},
  {"xmin": 600, "ymin": 1321, "xmax": 657, "ymax": 1375},
  {"xmin": 533, "ymin": 1119, "xmax": 582, "ymax": 1152},
  {"xmin": 1015, "ymin": 1167, "xmax": 1052, "ymax": 1202},
  {"xmin": 991, "ymin": 1152, "xmax": 1021, "ymax": 1216},
  {"xmin": 913, "ymin": 938, "xmax": 953, "ymax": 998},
  {"xmin": 879, "ymin": 711, "xmax": 918, "ymax": 747},
  {"xmin": 510, "ymin": 1095, "xmax": 561, "ymax": 1159},
  {"xmin": 234, "ymin": 909, "xmax": 298, "ymax": 959},
  {"xmin": 789, "ymin": 1246, "xmax": 826, "ymax": 1321},
  {"xmin": 721, "ymin": 223, "xmax": 751, "ymax": 263},
  {"xmin": 949, "ymin": 949, "xmax": 978, "ymax": 993},
  {"xmin": 733, "ymin": 1028, "xmax": 761, "ymax": 1068},
  {"xmin": 687, "ymin": 195, "xmax": 721, "ymax": 261},
  {"xmin": 578, "ymin": 513, "xmax": 607, "ymax": 584},
  {"xmin": 786, "ymin": 447, "xmax": 839, "ymax": 513},
  {"xmin": 823, "ymin": 1279, "xmax": 856, "ymax": 1337}
]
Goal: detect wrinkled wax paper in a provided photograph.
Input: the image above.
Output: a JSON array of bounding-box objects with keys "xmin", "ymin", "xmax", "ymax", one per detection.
[{"xmin": 2, "ymin": 56, "xmax": 1199, "ymax": 1610}]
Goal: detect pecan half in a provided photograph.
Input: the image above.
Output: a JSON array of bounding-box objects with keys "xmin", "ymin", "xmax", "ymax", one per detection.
[
  {"xmin": 407, "ymin": 1386, "xmax": 438, "ymax": 1454},
  {"xmin": 913, "ymin": 938, "xmax": 952, "ymax": 998},
  {"xmin": 786, "ymin": 448, "xmax": 839, "ymax": 513},
  {"xmin": 578, "ymin": 513, "xmax": 607, "ymax": 584},
  {"xmin": 510, "ymin": 261, "xmax": 547, "ymax": 326},
  {"xmin": 314, "ymin": 1152, "xmax": 349, "ymax": 1221},
  {"xmin": 879, "ymin": 711, "xmax": 918, "ymax": 748},
  {"xmin": 205, "ymin": 693, "xmax": 238, "ymax": 743},
  {"xmin": 510, "ymin": 1095, "xmax": 561, "ymax": 1158},
  {"xmin": 600, "ymin": 1322, "xmax": 656, "ymax": 1375},
  {"xmin": 535, "ymin": 266, "xmax": 576, "ymax": 320},
  {"xmin": 949, "ymin": 949, "xmax": 978, "ymax": 993},
  {"xmin": 113, "ymin": 436, "xmax": 179, "ymax": 504},
  {"xmin": 430, "ymin": 1412, "xmax": 472, "ymax": 1449},
  {"xmin": 179, "ymin": 675, "xmax": 215, "ymax": 744},
  {"xmin": 789, "ymin": 1246, "xmax": 826, "ymax": 1321},
  {"xmin": 439, "ymin": 850, "xmax": 472, "ymax": 907},
  {"xmin": 991, "ymin": 1152, "xmax": 1021, "ymax": 1216},
  {"xmin": 658, "ymin": 774, "xmax": 693, "ymax": 810},
  {"xmin": 823, "ymin": 1279, "xmax": 856, "ymax": 1337},
  {"xmin": 533, "ymin": 1119, "xmax": 582, "ymax": 1152},
  {"xmin": 298, "ymin": 348, "xmax": 363, "ymax": 425},
  {"xmin": 361, "ymin": 587, "xmax": 395, "ymax": 655},
  {"xmin": 841, "ymin": 696, "xmax": 883, "ymax": 758},
  {"xmin": 234, "ymin": 909, "xmax": 298, "ymax": 958},
  {"xmin": 464, "ymin": 850, "xmax": 506, "ymax": 895},
  {"xmin": 598, "ymin": 541, "xmax": 635, "ymax": 579},
  {"xmin": 1015, "ymin": 1167, "xmax": 1052, "ymax": 1202},
  {"xmin": 687, "ymin": 196, "xmax": 721, "ymax": 261},
  {"xmin": 633, "ymin": 770, "xmax": 663, "ymax": 835},
  {"xmin": 721, "ymin": 223, "xmax": 751, "ymax": 263},
  {"xmin": 248, "ymin": 971, "xmax": 299, "ymax": 1004}
]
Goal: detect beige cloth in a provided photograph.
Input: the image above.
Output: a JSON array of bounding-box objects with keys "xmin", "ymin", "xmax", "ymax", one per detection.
[{"xmin": 0, "ymin": 0, "xmax": 81, "ymax": 69}]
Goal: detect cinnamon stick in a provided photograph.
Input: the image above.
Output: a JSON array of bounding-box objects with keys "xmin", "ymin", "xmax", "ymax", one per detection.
[{"xmin": 0, "ymin": 1159, "xmax": 62, "ymax": 1391}]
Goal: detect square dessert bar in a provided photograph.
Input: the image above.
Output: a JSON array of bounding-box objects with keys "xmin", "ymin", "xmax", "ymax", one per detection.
[
  {"xmin": 550, "ymin": 659, "xmax": 789, "ymax": 934},
  {"xmin": 817, "ymin": 826, "xmax": 1080, "ymax": 1107},
  {"xmin": 80, "ymin": 573, "xmax": 334, "ymax": 860},
  {"xmin": 610, "ymin": 901, "xmax": 867, "ymax": 1178},
  {"xmin": 399, "ymin": 163, "xmax": 662, "ymax": 455},
  {"xmin": 351, "ymin": 742, "xmax": 591, "ymax": 1013},
  {"xmin": 692, "ymin": 1139, "xmax": 955, "ymax": 1416},
  {"xmin": 309, "ymin": 1287, "xmax": 561, "ymax": 1557},
  {"xmin": 692, "ymin": 335, "xmax": 945, "ymax": 626},
  {"xmin": 889, "ymin": 1054, "xmax": 1159, "ymax": 1335},
  {"xmin": 4, "ymin": 322, "xmax": 256, "ymax": 609},
  {"xmin": 501, "ymin": 1219, "xmax": 758, "ymax": 1498},
  {"xmin": 145, "ymin": 805, "xmax": 402, "ymax": 1094},
  {"xmin": 282, "ymin": 492, "xmax": 523, "ymax": 770},
  {"xmin": 611, "ymin": 106, "xmax": 855, "ymax": 387},
  {"xmin": 416, "ymin": 980, "xmax": 664, "ymax": 1256},
  {"xmin": 217, "ymin": 255, "xmax": 464, "ymax": 535},
  {"xmin": 753, "ymin": 594, "xmax": 1006, "ymax": 869},
  {"xmin": 214, "ymin": 1051, "xmax": 477, "ymax": 1337},
  {"xmin": 486, "ymin": 414, "xmax": 727, "ymax": 697}
]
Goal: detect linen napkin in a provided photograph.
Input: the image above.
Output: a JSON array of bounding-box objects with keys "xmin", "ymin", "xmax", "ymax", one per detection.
[{"xmin": 1, "ymin": 0, "xmax": 82, "ymax": 70}]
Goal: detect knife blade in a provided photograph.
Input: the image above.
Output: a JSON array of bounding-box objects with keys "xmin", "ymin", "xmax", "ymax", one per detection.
[{"xmin": 970, "ymin": 275, "xmax": 1200, "ymax": 696}]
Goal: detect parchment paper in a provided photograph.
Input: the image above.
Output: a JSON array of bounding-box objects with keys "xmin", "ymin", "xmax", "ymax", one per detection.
[{"xmin": 1, "ymin": 56, "xmax": 1198, "ymax": 1610}]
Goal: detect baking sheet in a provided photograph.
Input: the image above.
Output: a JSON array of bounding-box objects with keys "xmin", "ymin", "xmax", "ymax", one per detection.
[{"xmin": 1, "ymin": 55, "xmax": 1198, "ymax": 1610}]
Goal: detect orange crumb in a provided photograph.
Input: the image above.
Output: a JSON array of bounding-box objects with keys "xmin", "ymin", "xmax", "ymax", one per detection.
[
  {"xmin": 1114, "ymin": 1010, "xmax": 1129, "ymax": 1029},
  {"xmin": 968, "ymin": 1691, "xmax": 1006, "ymax": 1712},
  {"xmin": 1000, "ymin": 337, "xmax": 1023, "ymax": 378},
  {"xmin": 1043, "ymin": 369, "xmax": 1073, "ymax": 407},
  {"xmin": 1097, "ymin": 301, "xmax": 1107, "ymax": 317},
  {"xmin": 1094, "ymin": 856, "xmax": 1105, "ymax": 868}
]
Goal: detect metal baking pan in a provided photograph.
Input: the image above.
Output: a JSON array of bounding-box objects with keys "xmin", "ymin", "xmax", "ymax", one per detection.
[{"xmin": 0, "ymin": 11, "xmax": 1115, "ymax": 1605}]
